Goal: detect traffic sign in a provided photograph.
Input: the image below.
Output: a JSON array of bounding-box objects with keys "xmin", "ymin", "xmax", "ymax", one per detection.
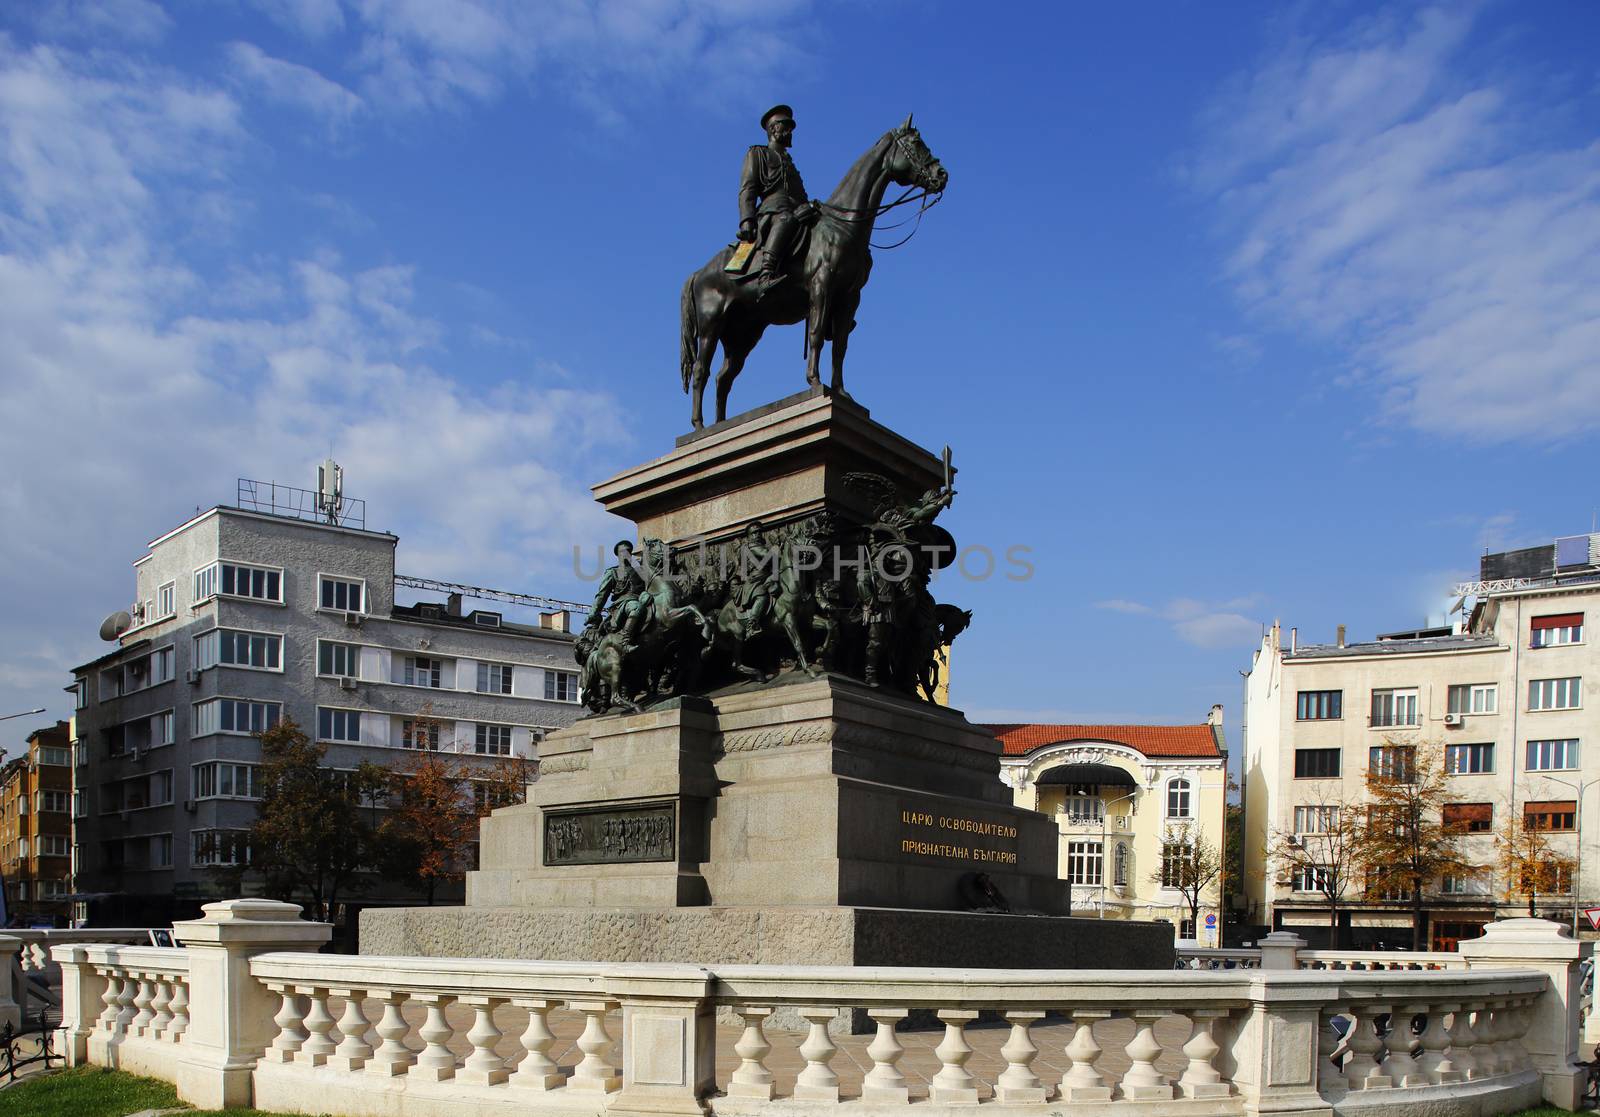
[
  {"xmin": 1583, "ymin": 906, "xmax": 1600, "ymax": 931},
  {"xmin": 1204, "ymin": 913, "xmax": 1217, "ymax": 927}
]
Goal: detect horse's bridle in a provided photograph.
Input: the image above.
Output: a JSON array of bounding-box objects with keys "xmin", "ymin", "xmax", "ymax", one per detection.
[{"xmin": 816, "ymin": 128, "xmax": 945, "ymax": 249}]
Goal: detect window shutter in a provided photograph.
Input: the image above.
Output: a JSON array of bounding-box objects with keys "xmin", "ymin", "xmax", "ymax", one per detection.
[
  {"xmin": 1531, "ymin": 613, "xmax": 1583, "ymax": 630},
  {"xmin": 1524, "ymin": 800, "xmax": 1576, "ymax": 814}
]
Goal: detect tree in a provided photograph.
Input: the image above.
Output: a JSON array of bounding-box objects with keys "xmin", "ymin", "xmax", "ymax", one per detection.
[
  {"xmin": 248, "ymin": 719, "xmax": 388, "ymax": 922},
  {"xmin": 1267, "ymin": 794, "xmax": 1363, "ymax": 949},
  {"xmin": 1354, "ymin": 739, "xmax": 1473, "ymax": 951},
  {"xmin": 379, "ymin": 750, "xmax": 478, "ymax": 905},
  {"xmin": 1495, "ymin": 807, "xmax": 1577, "ymax": 917},
  {"xmin": 1151, "ymin": 821, "xmax": 1223, "ymax": 938},
  {"xmin": 475, "ymin": 755, "xmax": 536, "ymax": 818}
]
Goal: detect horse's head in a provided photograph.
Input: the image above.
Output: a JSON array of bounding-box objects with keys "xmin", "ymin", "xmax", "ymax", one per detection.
[{"xmin": 887, "ymin": 113, "xmax": 948, "ymax": 194}]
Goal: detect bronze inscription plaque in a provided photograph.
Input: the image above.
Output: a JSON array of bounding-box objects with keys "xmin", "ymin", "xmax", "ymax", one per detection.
[{"xmin": 543, "ymin": 804, "xmax": 676, "ymax": 866}]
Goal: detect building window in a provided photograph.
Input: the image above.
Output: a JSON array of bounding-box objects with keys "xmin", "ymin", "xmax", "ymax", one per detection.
[
  {"xmin": 1447, "ymin": 683, "xmax": 1497, "ymax": 716},
  {"xmin": 1370, "ymin": 688, "xmax": 1419, "ymax": 728},
  {"xmin": 193, "ymin": 762, "xmax": 260, "ymax": 800},
  {"xmin": 1524, "ymin": 800, "xmax": 1577, "ymax": 831},
  {"xmin": 193, "ymin": 698, "xmax": 281, "ymax": 737},
  {"xmin": 1113, "ymin": 842, "xmax": 1128, "ymax": 886},
  {"xmin": 1160, "ymin": 841, "xmax": 1194, "ymax": 888},
  {"xmin": 194, "ymin": 629, "xmax": 282, "ymax": 671},
  {"xmin": 1060, "ymin": 794, "xmax": 1103, "ymax": 823},
  {"xmin": 401, "ymin": 720, "xmax": 440, "ymax": 750},
  {"xmin": 38, "ymin": 834, "xmax": 69, "ymax": 857},
  {"xmin": 1179, "ymin": 917, "xmax": 1197, "ymax": 940},
  {"xmin": 475, "ymin": 724, "xmax": 512, "ymax": 756},
  {"xmin": 193, "ymin": 564, "xmax": 218, "ymax": 602},
  {"xmin": 319, "ymin": 575, "xmax": 366, "ymax": 613},
  {"xmin": 156, "ymin": 581, "xmax": 176, "ymax": 618},
  {"xmin": 1531, "ymin": 612, "xmax": 1583, "ymax": 648},
  {"xmin": 404, "ymin": 656, "xmax": 442, "ymax": 688},
  {"xmin": 317, "ymin": 707, "xmax": 362, "ymax": 744},
  {"xmin": 1293, "ymin": 748, "xmax": 1341, "ymax": 779},
  {"xmin": 1293, "ymin": 805, "xmax": 1338, "ymax": 834},
  {"xmin": 192, "ymin": 829, "xmax": 252, "ymax": 867},
  {"xmin": 1369, "ymin": 745, "xmax": 1416, "ymax": 782},
  {"xmin": 1528, "ymin": 677, "xmax": 1581, "ymax": 711},
  {"xmin": 545, "ymin": 670, "xmax": 579, "ymax": 702},
  {"xmin": 199, "ymin": 561, "xmax": 284, "ymax": 602},
  {"xmin": 1296, "ymin": 690, "xmax": 1342, "ymax": 720},
  {"xmin": 1527, "ymin": 738, "xmax": 1579, "ymax": 772},
  {"xmin": 72, "ymin": 680, "xmax": 85, "ymax": 709},
  {"xmin": 152, "ymin": 647, "xmax": 174, "ymax": 684},
  {"xmin": 1441, "ymin": 873, "xmax": 1484, "ymax": 896},
  {"xmin": 36, "ymin": 789, "xmax": 69, "ymax": 813},
  {"xmin": 1445, "ymin": 742, "xmax": 1494, "ymax": 774},
  {"xmin": 317, "ymin": 640, "xmax": 362, "ymax": 678},
  {"xmin": 152, "ymin": 710, "xmax": 174, "ymax": 746},
  {"xmin": 1165, "ymin": 778, "xmax": 1192, "ymax": 819},
  {"xmin": 477, "ymin": 662, "xmax": 514, "ymax": 695},
  {"xmin": 38, "ymin": 746, "xmax": 69, "ymax": 767},
  {"xmin": 1066, "ymin": 841, "xmax": 1103, "ymax": 886},
  {"xmin": 1291, "ymin": 865, "xmax": 1330, "ymax": 892},
  {"xmin": 1442, "ymin": 802, "xmax": 1492, "ymax": 833},
  {"xmin": 150, "ymin": 834, "xmax": 173, "ymax": 869}
]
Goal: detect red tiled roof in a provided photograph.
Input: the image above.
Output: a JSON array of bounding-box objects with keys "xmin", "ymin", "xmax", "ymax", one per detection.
[{"xmin": 981, "ymin": 723, "xmax": 1223, "ymax": 759}]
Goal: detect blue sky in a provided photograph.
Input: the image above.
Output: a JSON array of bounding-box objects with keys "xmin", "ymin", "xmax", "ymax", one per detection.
[{"xmin": 2, "ymin": 0, "xmax": 1598, "ymax": 735}]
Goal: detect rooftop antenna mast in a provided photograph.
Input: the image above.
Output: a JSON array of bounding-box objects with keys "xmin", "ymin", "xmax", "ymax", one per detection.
[{"xmin": 317, "ymin": 458, "xmax": 344, "ymax": 525}]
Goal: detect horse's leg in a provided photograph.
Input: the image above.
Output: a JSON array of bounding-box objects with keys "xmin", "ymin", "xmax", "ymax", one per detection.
[
  {"xmin": 804, "ymin": 282, "xmax": 829, "ymax": 388},
  {"xmin": 715, "ymin": 323, "xmax": 758, "ymax": 424},
  {"xmin": 690, "ymin": 299, "xmax": 724, "ymax": 430},
  {"xmin": 829, "ymin": 288, "xmax": 862, "ymax": 394}
]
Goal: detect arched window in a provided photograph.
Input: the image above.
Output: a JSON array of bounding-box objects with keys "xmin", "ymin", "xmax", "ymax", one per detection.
[
  {"xmin": 1113, "ymin": 842, "xmax": 1128, "ymax": 887},
  {"xmin": 1166, "ymin": 777, "xmax": 1192, "ymax": 819}
]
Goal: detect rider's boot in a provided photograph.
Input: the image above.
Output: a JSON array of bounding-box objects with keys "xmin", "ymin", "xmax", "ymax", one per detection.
[
  {"xmin": 751, "ymin": 249, "xmax": 786, "ymax": 298},
  {"xmin": 620, "ymin": 608, "xmax": 647, "ymax": 654}
]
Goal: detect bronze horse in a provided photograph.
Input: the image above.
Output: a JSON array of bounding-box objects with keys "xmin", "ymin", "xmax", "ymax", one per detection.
[{"xmin": 680, "ymin": 116, "xmax": 948, "ymax": 429}]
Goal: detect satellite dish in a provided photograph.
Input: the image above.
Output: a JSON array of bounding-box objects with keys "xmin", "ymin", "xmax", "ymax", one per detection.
[{"xmin": 99, "ymin": 611, "xmax": 133, "ymax": 641}]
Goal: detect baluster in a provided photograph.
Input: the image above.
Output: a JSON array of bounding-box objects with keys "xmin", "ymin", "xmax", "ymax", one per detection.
[
  {"xmin": 1494, "ymin": 998, "xmax": 1522, "ymax": 1070},
  {"xmin": 1380, "ymin": 1005, "xmax": 1425, "ymax": 1086},
  {"xmin": 95, "ymin": 968, "xmax": 121, "ymax": 1034},
  {"xmin": 929, "ymin": 1008, "xmax": 979, "ymax": 1104},
  {"xmin": 114, "ymin": 973, "xmax": 139, "ymax": 1036},
  {"xmin": 1180, "ymin": 1008, "xmax": 1231, "ymax": 1097},
  {"xmin": 410, "ymin": 994, "xmax": 458, "ymax": 1082},
  {"xmin": 1059, "ymin": 1009, "xmax": 1113, "ymax": 1101},
  {"xmin": 1474, "ymin": 1002, "xmax": 1503, "ymax": 1075},
  {"xmin": 296, "ymin": 985, "xmax": 339, "ymax": 1066},
  {"xmin": 1119, "ymin": 1010, "xmax": 1174, "ymax": 1100},
  {"xmin": 166, "ymin": 978, "xmax": 189, "ymax": 1041},
  {"xmin": 329, "ymin": 987, "xmax": 373, "ymax": 1072},
  {"xmin": 1506, "ymin": 997, "xmax": 1532, "ymax": 1067},
  {"xmin": 131, "ymin": 973, "xmax": 156, "ymax": 1036},
  {"xmin": 148, "ymin": 976, "xmax": 173, "ymax": 1038},
  {"xmin": 364, "ymin": 990, "xmax": 415, "ymax": 1078},
  {"xmin": 264, "ymin": 983, "xmax": 306, "ymax": 1063},
  {"xmin": 1318, "ymin": 1005, "xmax": 1347, "ymax": 1087},
  {"xmin": 566, "ymin": 999, "xmax": 620, "ymax": 1092},
  {"xmin": 1445, "ymin": 1002, "xmax": 1479, "ymax": 1080},
  {"xmin": 1343, "ymin": 1004, "xmax": 1390, "ymax": 1090},
  {"xmin": 458, "ymin": 996, "xmax": 509, "ymax": 1085},
  {"xmin": 507, "ymin": 997, "xmax": 564, "ymax": 1089},
  {"xmin": 997, "ymin": 1010, "xmax": 1047, "ymax": 1103},
  {"xmin": 728, "ymin": 1006, "xmax": 776, "ymax": 1099},
  {"xmin": 1414, "ymin": 1003, "xmax": 1450, "ymax": 1083},
  {"xmin": 863, "ymin": 1007, "xmax": 910, "ymax": 1103},
  {"xmin": 796, "ymin": 1008, "xmax": 842, "ymax": 1101}
]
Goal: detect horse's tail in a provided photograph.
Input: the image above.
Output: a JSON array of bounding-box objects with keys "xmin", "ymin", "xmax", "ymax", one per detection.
[{"xmin": 679, "ymin": 274, "xmax": 697, "ymax": 394}]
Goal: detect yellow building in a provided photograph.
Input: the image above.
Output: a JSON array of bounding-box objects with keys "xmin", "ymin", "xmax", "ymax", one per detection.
[
  {"xmin": 988, "ymin": 708, "xmax": 1229, "ymax": 943},
  {"xmin": 1, "ymin": 720, "xmax": 75, "ymax": 925}
]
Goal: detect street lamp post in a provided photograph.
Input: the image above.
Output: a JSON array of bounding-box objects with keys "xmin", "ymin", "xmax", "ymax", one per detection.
[
  {"xmin": 1542, "ymin": 774, "xmax": 1595, "ymax": 937},
  {"xmin": 0, "ymin": 708, "xmax": 45, "ymax": 723}
]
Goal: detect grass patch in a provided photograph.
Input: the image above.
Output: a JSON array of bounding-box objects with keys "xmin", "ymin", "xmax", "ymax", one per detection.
[{"xmin": 0, "ymin": 1066, "xmax": 297, "ymax": 1117}]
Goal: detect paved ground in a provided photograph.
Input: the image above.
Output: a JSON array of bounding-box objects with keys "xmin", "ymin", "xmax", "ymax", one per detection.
[{"xmin": 364, "ymin": 1001, "xmax": 1197, "ymax": 1099}]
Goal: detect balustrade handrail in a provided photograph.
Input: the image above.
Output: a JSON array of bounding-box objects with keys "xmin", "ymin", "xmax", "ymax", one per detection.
[{"xmin": 73, "ymin": 944, "xmax": 190, "ymax": 972}]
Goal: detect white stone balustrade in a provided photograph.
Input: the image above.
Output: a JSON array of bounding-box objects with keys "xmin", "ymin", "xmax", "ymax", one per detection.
[{"xmin": 50, "ymin": 910, "xmax": 1587, "ymax": 1117}]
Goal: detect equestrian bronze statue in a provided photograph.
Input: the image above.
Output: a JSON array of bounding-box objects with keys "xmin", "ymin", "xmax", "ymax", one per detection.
[{"xmin": 680, "ymin": 107, "xmax": 948, "ymax": 429}]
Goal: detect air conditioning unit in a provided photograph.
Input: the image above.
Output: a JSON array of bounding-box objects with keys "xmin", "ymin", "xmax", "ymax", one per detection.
[
  {"xmin": 339, "ymin": 676, "xmax": 359, "ymax": 692},
  {"xmin": 1115, "ymin": 815, "xmax": 1130, "ymax": 830},
  {"xmin": 118, "ymin": 810, "xmax": 130, "ymax": 822},
  {"xmin": 1443, "ymin": 713, "xmax": 1463, "ymax": 727},
  {"xmin": 182, "ymin": 799, "xmax": 196, "ymax": 813},
  {"xmin": 185, "ymin": 669, "xmax": 201, "ymax": 685},
  {"xmin": 345, "ymin": 611, "xmax": 363, "ymax": 628}
]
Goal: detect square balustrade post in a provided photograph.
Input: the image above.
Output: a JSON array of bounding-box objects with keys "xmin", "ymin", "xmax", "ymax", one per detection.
[
  {"xmin": 1457, "ymin": 916, "xmax": 1589, "ymax": 1110},
  {"xmin": 1229, "ymin": 972, "xmax": 1336, "ymax": 1117},
  {"xmin": 1257, "ymin": 930, "xmax": 1306, "ymax": 971},
  {"xmin": 606, "ymin": 965, "xmax": 715, "ymax": 1116},
  {"xmin": 0, "ymin": 935, "xmax": 19, "ymax": 1033},
  {"xmin": 170, "ymin": 899, "xmax": 332, "ymax": 1110},
  {"xmin": 49, "ymin": 944, "xmax": 106, "ymax": 1064}
]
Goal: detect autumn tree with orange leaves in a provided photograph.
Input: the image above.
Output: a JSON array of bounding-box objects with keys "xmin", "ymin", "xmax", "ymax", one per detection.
[{"xmin": 380, "ymin": 750, "xmax": 478, "ymax": 905}]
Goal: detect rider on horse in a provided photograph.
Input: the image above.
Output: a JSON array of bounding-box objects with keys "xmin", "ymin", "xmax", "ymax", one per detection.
[{"xmin": 738, "ymin": 104, "xmax": 816, "ymax": 299}]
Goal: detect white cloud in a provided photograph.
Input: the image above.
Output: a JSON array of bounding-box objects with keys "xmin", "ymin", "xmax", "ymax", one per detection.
[
  {"xmin": 31, "ymin": 0, "xmax": 173, "ymax": 45},
  {"xmin": 226, "ymin": 41, "xmax": 363, "ymax": 130},
  {"xmin": 1195, "ymin": 5, "xmax": 1600, "ymax": 442},
  {"xmin": 0, "ymin": 35, "xmax": 628, "ymax": 723},
  {"xmin": 1096, "ymin": 595, "xmax": 1265, "ymax": 650}
]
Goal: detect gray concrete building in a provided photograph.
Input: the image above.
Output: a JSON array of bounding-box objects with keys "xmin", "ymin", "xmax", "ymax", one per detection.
[{"xmin": 69, "ymin": 488, "xmax": 583, "ymax": 928}]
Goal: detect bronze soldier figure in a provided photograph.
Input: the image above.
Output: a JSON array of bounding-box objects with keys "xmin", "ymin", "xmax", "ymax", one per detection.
[
  {"xmin": 589, "ymin": 540, "xmax": 648, "ymax": 651},
  {"xmin": 738, "ymin": 104, "xmax": 813, "ymax": 298}
]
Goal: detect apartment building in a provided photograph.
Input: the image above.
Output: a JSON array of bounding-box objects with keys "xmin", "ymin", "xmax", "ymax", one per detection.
[
  {"xmin": 69, "ymin": 477, "xmax": 586, "ymax": 926},
  {"xmin": 988, "ymin": 708, "xmax": 1229, "ymax": 943},
  {"xmin": 1243, "ymin": 533, "xmax": 1599, "ymax": 948},
  {"xmin": 0, "ymin": 721, "xmax": 74, "ymax": 925}
]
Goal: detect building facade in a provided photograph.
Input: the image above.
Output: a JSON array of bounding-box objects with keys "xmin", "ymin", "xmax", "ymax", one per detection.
[
  {"xmin": 1243, "ymin": 534, "xmax": 1600, "ymax": 948},
  {"xmin": 69, "ymin": 496, "xmax": 585, "ymax": 926},
  {"xmin": 987, "ymin": 709, "xmax": 1229, "ymax": 943},
  {"xmin": 0, "ymin": 721, "xmax": 74, "ymax": 925}
]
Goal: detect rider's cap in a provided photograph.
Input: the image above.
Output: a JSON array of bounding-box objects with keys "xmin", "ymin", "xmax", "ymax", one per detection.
[
  {"xmin": 760, "ymin": 104, "xmax": 794, "ymax": 131},
  {"xmin": 614, "ymin": 539, "xmax": 635, "ymax": 557}
]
